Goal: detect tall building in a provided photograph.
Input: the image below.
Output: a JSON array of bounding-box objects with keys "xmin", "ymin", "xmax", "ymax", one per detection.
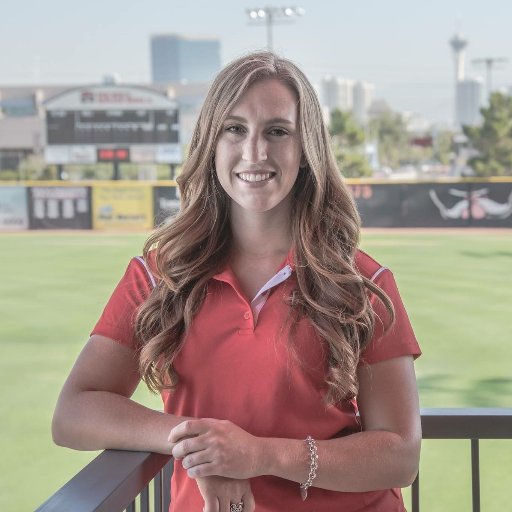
[
  {"xmin": 352, "ymin": 81, "xmax": 375, "ymax": 126},
  {"xmin": 456, "ymin": 78, "xmax": 484, "ymax": 126},
  {"xmin": 319, "ymin": 76, "xmax": 339, "ymax": 112},
  {"xmin": 150, "ymin": 34, "xmax": 221, "ymax": 84},
  {"xmin": 319, "ymin": 76, "xmax": 354, "ymax": 112},
  {"xmin": 338, "ymin": 79, "xmax": 354, "ymax": 112}
]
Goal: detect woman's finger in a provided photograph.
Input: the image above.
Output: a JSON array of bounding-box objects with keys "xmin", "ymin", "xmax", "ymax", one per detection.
[
  {"xmin": 217, "ymin": 497, "xmax": 229, "ymax": 512},
  {"xmin": 187, "ymin": 461, "xmax": 217, "ymax": 478},
  {"xmin": 242, "ymin": 489, "xmax": 256, "ymax": 512},
  {"xmin": 168, "ymin": 419, "xmax": 206, "ymax": 443},
  {"xmin": 182, "ymin": 448, "xmax": 212, "ymax": 470},
  {"xmin": 218, "ymin": 496, "xmax": 244, "ymax": 512},
  {"xmin": 202, "ymin": 496, "xmax": 220, "ymax": 512},
  {"xmin": 172, "ymin": 434, "xmax": 207, "ymax": 459}
]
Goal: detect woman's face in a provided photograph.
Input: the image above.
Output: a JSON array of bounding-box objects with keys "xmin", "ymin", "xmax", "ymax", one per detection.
[{"xmin": 214, "ymin": 78, "xmax": 303, "ymax": 214}]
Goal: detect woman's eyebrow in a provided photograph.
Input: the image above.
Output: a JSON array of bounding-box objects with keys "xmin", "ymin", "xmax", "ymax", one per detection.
[
  {"xmin": 266, "ymin": 117, "xmax": 295, "ymax": 126},
  {"xmin": 224, "ymin": 115, "xmax": 295, "ymax": 125},
  {"xmin": 224, "ymin": 115, "xmax": 247, "ymax": 123}
]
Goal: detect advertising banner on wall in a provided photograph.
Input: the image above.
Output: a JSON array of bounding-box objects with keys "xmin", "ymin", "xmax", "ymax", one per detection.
[
  {"xmin": 153, "ymin": 186, "xmax": 180, "ymax": 227},
  {"xmin": 92, "ymin": 185, "xmax": 153, "ymax": 230},
  {"xmin": 348, "ymin": 183, "xmax": 404, "ymax": 227},
  {"xmin": 459, "ymin": 182, "xmax": 512, "ymax": 228},
  {"xmin": 28, "ymin": 186, "xmax": 91, "ymax": 229},
  {"xmin": 0, "ymin": 186, "xmax": 29, "ymax": 230},
  {"xmin": 403, "ymin": 183, "xmax": 472, "ymax": 227}
]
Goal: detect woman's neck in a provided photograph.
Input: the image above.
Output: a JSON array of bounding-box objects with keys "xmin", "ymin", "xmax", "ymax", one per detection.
[{"xmin": 230, "ymin": 201, "xmax": 292, "ymax": 258}]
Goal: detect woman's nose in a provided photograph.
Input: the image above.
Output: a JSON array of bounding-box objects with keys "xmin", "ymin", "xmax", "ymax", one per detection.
[{"xmin": 242, "ymin": 134, "xmax": 267, "ymax": 163}]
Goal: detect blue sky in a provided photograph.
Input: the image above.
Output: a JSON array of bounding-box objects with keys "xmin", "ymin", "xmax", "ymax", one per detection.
[{"xmin": 2, "ymin": 0, "xmax": 511, "ymax": 123}]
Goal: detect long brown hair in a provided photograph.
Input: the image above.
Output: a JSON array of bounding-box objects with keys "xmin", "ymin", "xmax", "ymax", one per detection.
[{"xmin": 136, "ymin": 51, "xmax": 393, "ymax": 404}]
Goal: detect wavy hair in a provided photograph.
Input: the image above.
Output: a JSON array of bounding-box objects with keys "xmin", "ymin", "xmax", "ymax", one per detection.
[{"xmin": 136, "ymin": 51, "xmax": 394, "ymax": 404}]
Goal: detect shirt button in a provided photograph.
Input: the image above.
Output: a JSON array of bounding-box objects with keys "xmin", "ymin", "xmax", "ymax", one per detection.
[{"xmin": 244, "ymin": 311, "xmax": 251, "ymax": 320}]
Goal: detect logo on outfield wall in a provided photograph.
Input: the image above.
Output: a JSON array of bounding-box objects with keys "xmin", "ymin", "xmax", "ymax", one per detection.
[
  {"xmin": 430, "ymin": 188, "xmax": 512, "ymax": 220},
  {"xmin": 28, "ymin": 187, "xmax": 92, "ymax": 229},
  {"xmin": 348, "ymin": 184, "xmax": 373, "ymax": 199},
  {"xmin": 0, "ymin": 187, "xmax": 29, "ymax": 229},
  {"xmin": 92, "ymin": 185, "xmax": 153, "ymax": 230}
]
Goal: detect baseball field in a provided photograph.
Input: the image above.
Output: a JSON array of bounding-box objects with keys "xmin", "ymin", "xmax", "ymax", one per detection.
[{"xmin": 0, "ymin": 229, "xmax": 510, "ymax": 511}]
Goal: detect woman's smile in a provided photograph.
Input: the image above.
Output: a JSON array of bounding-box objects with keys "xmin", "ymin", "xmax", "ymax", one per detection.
[{"xmin": 236, "ymin": 171, "xmax": 276, "ymax": 183}]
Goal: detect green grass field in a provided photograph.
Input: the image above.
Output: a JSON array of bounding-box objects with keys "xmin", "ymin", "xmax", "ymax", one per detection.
[{"xmin": 0, "ymin": 230, "xmax": 511, "ymax": 511}]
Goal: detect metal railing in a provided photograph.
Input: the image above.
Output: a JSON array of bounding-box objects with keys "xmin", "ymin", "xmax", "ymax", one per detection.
[
  {"xmin": 411, "ymin": 408, "xmax": 512, "ymax": 512},
  {"xmin": 36, "ymin": 408, "xmax": 512, "ymax": 512}
]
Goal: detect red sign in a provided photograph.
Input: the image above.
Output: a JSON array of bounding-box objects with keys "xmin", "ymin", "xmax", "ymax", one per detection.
[
  {"xmin": 410, "ymin": 136, "xmax": 433, "ymax": 147},
  {"xmin": 97, "ymin": 148, "xmax": 130, "ymax": 162}
]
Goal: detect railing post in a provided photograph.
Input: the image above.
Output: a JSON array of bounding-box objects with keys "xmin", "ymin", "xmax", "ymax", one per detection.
[
  {"xmin": 154, "ymin": 470, "xmax": 163, "ymax": 512},
  {"xmin": 140, "ymin": 486, "xmax": 150, "ymax": 512},
  {"xmin": 162, "ymin": 460, "xmax": 174, "ymax": 511},
  {"xmin": 471, "ymin": 439, "xmax": 480, "ymax": 512},
  {"xmin": 411, "ymin": 471, "xmax": 420, "ymax": 512}
]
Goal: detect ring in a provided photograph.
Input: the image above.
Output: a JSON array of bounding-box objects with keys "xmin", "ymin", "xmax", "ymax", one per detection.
[{"xmin": 230, "ymin": 500, "xmax": 244, "ymax": 512}]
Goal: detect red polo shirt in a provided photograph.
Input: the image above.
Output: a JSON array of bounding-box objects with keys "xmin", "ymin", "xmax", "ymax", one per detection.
[{"xmin": 92, "ymin": 250, "xmax": 421, "ymax": 512}]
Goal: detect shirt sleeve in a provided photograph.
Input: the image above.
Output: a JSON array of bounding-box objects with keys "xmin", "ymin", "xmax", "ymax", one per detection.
[
  {"xmin": 359, "ymin": 268, "xmax": 421, "ymax": 365},
  {"xmin": 90, "ymin": 257, "xmax": 154, "ymax": 350}
]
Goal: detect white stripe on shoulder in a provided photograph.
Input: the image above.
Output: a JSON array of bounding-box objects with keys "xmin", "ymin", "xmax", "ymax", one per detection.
[
  {"xmin": 370, "ymin": 266, "xmax": 388, "ymax": 282},
  {"xmin": 134, "ymin": 256, "xmax": 157, "ymax": 289}
]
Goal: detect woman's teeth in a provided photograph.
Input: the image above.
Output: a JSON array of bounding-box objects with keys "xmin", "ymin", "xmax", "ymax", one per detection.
[{"xmin": 237, "ymin": 173, "xmax": 273, "ymax": 182}]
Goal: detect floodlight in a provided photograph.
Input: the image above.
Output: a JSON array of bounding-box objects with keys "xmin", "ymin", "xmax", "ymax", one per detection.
[{"xmin": 246, "ymin": 6, "xmax": 305, "ymax": 50}]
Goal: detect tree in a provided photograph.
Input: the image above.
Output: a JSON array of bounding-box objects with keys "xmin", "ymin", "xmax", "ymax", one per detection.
[
  {"xmin": 434, "ymin": 130, "xmax": 455, "ymax": 165},
  {"xmin": 330, "ymin": 109, "xmax": 365, "ymax": 147},
  {"xmin": 463, "ymin": 92, "xmax": 512, "ymax": 176},
  {"xmin": 329, "ymin": 109, "xmax": 371, "ymax": 177},
  {"xmin": 369, "ymin": 111, "xmax": 408, "ymax": 168}
]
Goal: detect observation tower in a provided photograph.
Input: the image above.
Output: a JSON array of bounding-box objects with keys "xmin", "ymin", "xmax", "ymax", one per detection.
[{"xmin": 450, "ymin": 33, "xmax": 468, "ymax": 82}]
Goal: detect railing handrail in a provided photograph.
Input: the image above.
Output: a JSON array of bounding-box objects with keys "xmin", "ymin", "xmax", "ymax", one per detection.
[
  {"xmin": 36, "ymin": 450, "xmax": 171, "ymax": 512},
  {"xmin": 36, "ymin": 408, "xmax": 512, "ymax": 512},
  {"xmin": 420, "ymin": 407, "xmax": 512, "ymax": 439}
]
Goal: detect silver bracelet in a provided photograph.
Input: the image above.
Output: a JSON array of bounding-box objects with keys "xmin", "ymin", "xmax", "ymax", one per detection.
[{"xmin": 299, "ymin": 435, "xmax": 318, "ymax": 500}]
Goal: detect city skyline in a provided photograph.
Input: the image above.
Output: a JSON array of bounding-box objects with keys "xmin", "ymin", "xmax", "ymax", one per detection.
[{"xmin": 2, "ymin": 0, "xmax": 511, "ymax": 124}]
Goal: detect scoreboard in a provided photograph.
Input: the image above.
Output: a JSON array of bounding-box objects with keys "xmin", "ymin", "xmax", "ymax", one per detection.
[
  {"xmin": 44, "ymin": 85, "xmax": 182, "ymax": 165},
  {"xmin": 46, "ymin": 109, "xmax": 179, "ymax": 145}
]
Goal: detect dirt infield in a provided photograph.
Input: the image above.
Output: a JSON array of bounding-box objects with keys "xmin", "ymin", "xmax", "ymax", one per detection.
[{"xmin": 362, "ymin": 227, "xmax": 512, "ymax": 236}]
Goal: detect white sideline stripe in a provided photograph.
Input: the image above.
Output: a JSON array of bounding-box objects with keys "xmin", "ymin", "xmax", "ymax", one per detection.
[
  {"xmin": 135, "ymin": 256, "xmax": 157, "ymax": 289},
  {"xmin": 370, "ymin": 266, "xmax": 388, "ymax": 282}
]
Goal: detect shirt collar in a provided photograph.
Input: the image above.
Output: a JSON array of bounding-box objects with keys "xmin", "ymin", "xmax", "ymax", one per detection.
[{"xmin": 213, "ymin": 247, "xmax": 295, "ymax": 283}]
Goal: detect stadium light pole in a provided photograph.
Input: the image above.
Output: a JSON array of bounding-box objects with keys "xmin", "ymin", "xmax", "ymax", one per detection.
[{"xmin": 246, "ymin": 6, "xmax": 305, "ymax": 51}]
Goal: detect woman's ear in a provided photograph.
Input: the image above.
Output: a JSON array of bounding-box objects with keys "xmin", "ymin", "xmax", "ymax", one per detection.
[{"xmin": 300, "ymin": 153, "xmax": 307, "ymax": 168}]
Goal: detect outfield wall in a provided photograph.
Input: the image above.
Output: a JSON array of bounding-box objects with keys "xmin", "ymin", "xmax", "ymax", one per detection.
[{"xmin": 1, "ymin": 178, "xmax": 511, "ymax": 230}]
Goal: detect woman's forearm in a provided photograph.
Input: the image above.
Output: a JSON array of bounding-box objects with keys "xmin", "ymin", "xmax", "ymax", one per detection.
[
  {"xmin": 258, "ymin": 429, "xmax": 420, "ymax": 492},
  {"xmin": 52, "ymin": 389, "xmax": 190, "ymax": 454}
]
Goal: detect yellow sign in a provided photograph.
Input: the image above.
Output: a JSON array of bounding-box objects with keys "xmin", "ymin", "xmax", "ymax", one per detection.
[{"xmin": 92, "ymin": 184, "xmax": 153, "ymax": 230}]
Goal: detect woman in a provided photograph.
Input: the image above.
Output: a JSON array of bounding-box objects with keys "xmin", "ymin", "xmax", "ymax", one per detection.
[{"xmin": 52, "ymin": 51, "xmax": 421, "ymax": 512}]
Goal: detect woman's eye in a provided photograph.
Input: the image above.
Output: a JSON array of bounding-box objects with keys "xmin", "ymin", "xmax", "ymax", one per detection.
[
  {"xmin": 226, "ymin": 125, "xmax": 244, "ymax": 134},
  {"xmin": 269, "ymin": 127, "xmax": 288, "ymax": 137}
]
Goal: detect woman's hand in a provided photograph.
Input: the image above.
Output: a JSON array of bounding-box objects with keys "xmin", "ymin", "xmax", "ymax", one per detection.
[
  {"xmin": 169, "ymin": 418, "xmax": 264, "ymax": 479},
  {"xmin": 196, "ymin": 476, "xmax": 255, "ymax": 512}
]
